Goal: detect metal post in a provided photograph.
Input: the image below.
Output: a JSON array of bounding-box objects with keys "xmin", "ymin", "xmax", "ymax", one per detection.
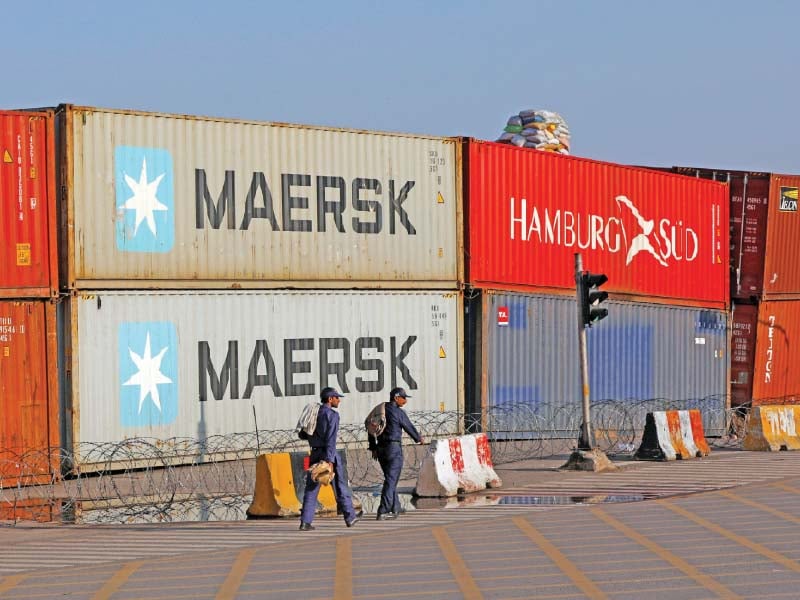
[{"xmin": 575, "ymin": 253, "xmax": 594, "ymax": 450}]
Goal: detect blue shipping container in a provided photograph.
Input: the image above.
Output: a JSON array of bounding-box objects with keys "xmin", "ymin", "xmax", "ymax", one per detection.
[{"xmin": 465, "ymin": 291, "xmax": 729, "ymax": 439}]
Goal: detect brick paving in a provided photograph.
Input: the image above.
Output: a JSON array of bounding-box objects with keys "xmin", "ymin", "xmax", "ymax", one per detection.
[{"xmin": 2, "ymin": 450, "xmax": 800, "ymax": 599}]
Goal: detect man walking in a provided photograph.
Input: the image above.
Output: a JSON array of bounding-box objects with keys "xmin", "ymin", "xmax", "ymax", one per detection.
[
  {"xmin": 299, "ymin": 387, "xmax": 362, "ymax": 531},
  {"xmin": 370, "ymin": 387, "xmax": 425, "ymax": 520}
]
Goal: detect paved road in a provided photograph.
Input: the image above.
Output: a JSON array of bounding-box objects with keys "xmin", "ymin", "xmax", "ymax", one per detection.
[{"xmin": 2, "ymin": 450, "xmax": 800, "ymax": 599}]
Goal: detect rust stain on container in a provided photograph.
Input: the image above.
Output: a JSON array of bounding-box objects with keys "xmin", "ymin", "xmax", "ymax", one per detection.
[{"xmin": 0, "ymin": 300, "xmax": 59, "ymax": 485}]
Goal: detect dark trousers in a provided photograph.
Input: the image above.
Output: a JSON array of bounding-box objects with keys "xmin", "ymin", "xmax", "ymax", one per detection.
[
  {"xmin": 300, "ymin": 452, "xmax": 355, "ymax": 524},
  {"xmin": 377, "ymin": 443, "xmax": 403, "ymax": 515}
]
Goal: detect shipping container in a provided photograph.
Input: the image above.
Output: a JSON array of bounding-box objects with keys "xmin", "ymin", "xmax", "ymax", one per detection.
[
  {"xmin": 56, "ymin": 105, "xmax": 462, "ymax": 289},
  {"xmin": 465, "ymin": 290, "xmax": 729, "ymax": 437},
  {"xmin": 730, "ymin": 302, "xmax": 758, "ymax": 407},
  {"xmin": 751, "ymin": 299, "xmax": 800, "ymax": 404},
  {"xmin": 673, "ymin": 167, "xmax": 800, "ymax": 301},
  {"xmin": 0, "ymin": 299, "xmax": 59, "ymax": 484},
  {"xmin": 0, "ymin": 110, "xmax": 58, "ymax": 298},
  {"xmin": 763, "ymin": 175, "xmax": 800, "ymax": 299},
  {"xmin": 466, "ymin": 141, "xmax": 729, "ymax": 308},
  {"xmin": 60, "ymin": 290, "xmax": 463, "ymax": 470}
]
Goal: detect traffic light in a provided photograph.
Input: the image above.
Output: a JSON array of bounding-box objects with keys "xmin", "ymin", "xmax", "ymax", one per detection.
[{"xmin": 580, "ymin": 272, "xmax": 609, "ymax": 326}]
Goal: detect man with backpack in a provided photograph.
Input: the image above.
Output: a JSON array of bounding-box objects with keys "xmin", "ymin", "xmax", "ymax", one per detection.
[
  {"xmin": 299, "ymin": 387, "xmax": 362, "ymax": 531},
  {"xmin": 368, "ymin": 387, "xmax": 425, "ymax": 520}
]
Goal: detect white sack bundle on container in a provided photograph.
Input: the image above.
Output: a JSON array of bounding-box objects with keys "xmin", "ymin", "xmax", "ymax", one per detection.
[{"xmin": 496, "ymin": 109, "xmax": 570, "ymax": 154}]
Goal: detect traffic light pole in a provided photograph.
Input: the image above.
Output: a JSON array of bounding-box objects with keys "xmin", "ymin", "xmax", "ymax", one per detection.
[{"xmin": 575, "ymin": 253, "xmax": 594, "ymax": 450}]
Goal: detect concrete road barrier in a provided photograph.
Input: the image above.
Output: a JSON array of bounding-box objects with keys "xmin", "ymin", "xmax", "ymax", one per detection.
[
  {"xmin": 635, "ymin": 409, "xmax": 711, "ymax": 461},
  {"xmin": 246, "ymin": 450, "xmax": 354, "ymax": 518},
  {"xmin": 744, "ymin": 405, "xmax": 800, "ymax": 451},
  {"xmin": 415, "ymin": 433, "xmax": 502, "ymax": 497}
]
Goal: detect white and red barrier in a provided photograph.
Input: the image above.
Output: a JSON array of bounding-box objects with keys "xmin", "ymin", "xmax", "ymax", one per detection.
[
  {"xmin": 634, "ymin": 409, "xmax": 711, "ymax": 461},
  {"xmin": 415, "ymin": 433, "xmax": 502, "ymax": 497}
]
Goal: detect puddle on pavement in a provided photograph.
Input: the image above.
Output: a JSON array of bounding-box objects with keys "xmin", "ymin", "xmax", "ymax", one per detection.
[
  {"xmin": 493, "ymin": 494, "xmax": 652, "ymax": 505},
  {"xmin": 355, "ymin": 489, "xmax": 655, "ymax": 510}
]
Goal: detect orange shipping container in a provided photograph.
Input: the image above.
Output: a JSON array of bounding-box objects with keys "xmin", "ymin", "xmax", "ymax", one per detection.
[
  {"xmin": 0, "ymin": 110, "xmax": 58, "ymax": 298},
  {"xmin": 762, "ymin": 176, "xmax": 800, "ymax": 300},
  {"xmin": 751, "ymin": 299, "xmax": 800, "ymax": 405},
  {"xmin": 0, "ymin": 300, "xmax": 59, "ymax": 484}
]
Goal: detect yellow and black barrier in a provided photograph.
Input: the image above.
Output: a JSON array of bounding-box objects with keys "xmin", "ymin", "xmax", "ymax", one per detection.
[{"xmin": 246, "ymin": 450, "xmax": 355, "ymax": 518}]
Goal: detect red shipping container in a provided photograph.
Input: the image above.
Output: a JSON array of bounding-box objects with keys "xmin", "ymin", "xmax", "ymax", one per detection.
[
  {"xmin": 751, "ymin": 299, "xmax": 800, "ymax": 405},
  {"xmin": 673, "ymin": 168, "xmax": 800, "ymax": 301},
  {"xmin": 727, "ymin": 173, "xmax": 769, "ymax": 300},
  {"xmin": 0, "ymin": 299, "xmax": 59, "ymax": 484},
  {"xmin": 467, "ymin": 141, "xmax": 729, "ymax": 308},
  {"xmin": 0, "ymin": 110, "xmax": 58, "ymax": 298},
  {"xmin": 730, "ymin": 302, "xmax": 758, "ymax": 407}
]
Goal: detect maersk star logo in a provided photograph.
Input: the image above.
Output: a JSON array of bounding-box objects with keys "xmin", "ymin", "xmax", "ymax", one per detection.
[
  {"xmin": 115, "ymin": 146, "xmax": 175, "ymax": 253},
  {"xmin": 119, "ymin": 322, "xmax": 178, "ymax": 427}
]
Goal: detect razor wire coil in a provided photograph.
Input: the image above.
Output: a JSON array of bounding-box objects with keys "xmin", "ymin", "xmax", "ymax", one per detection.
[{"xmin": 0, "ymin": 397, "xmax": 752, "ymax": 525}]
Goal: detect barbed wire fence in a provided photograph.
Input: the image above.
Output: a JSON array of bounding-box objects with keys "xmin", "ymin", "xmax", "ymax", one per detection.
[{"xmin": 0, "ymin": 398, "xmax": 752, "ymax": 526}]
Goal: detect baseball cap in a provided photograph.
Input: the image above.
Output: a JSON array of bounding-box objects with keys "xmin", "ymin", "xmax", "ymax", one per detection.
[
  {"xmin": 320, "ymin": 387, "xmax": 344, "ymax": 400},
  {"xmin": 390, "ymin": 387, "xmax": 412, "ymax": 399}
]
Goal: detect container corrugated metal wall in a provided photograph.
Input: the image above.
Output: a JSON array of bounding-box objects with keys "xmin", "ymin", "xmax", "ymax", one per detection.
[
  {"xmin": 730, "ymin": 302, "xmax": 758, "ymax": 407},
  {"xmin": 672, "ymin": 168, "xmax": 800, "ymax": 301},
  {"xmin": 672, "ymin": 168, "xmax": 771, "ymax": 301},
  {"xmin": 467, "ymin": 141, "xmax": 729, "ymax": 308},
  {"xmin": 762, "ymin": 175, "xmax": 800, "ymax": 299},
  {"xmin": 63, "ymin": 290, "xmax": 462, "ymax": 469},
  {"xmin": 751, "ymin": 299, "xmax": 800, "ymax": 404},
  {"xmin": 469, "ymin": 291, "xmax": 728, "ymax": 435},
  {"xmin": 0, "ymin": 111, "xmax": 58, "ymax": 298},
  {"xmin": 0, "ymin": 299, "xmax": 59, "ymax": 483},
  {"xmin": 59, "ymin": 105, "xmax": 462, "ymax": 289},
  {"xmin": 729, "ymin": 174, "xmax": 769, "ymax": 300}
]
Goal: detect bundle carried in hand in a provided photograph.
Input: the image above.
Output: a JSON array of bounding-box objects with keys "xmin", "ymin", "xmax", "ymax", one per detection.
[
  {"xmin": 308, "ymin": 460, "xmax": 335, "ymax": 485},
  {"xmin": 496, "ymin": 109, "xmax": 570, "ymax": 155}
]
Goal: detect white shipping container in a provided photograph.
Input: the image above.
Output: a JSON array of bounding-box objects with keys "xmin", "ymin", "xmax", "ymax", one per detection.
[
  {"xmin": 58, "ymin": 105, "xmax": 462, "ymax": 288},
  {"xmin": 61, "ymin": 290, "xmax": 462, "ymax": 467}
]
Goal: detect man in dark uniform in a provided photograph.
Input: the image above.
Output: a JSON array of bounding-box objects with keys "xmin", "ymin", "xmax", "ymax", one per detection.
[
  {"xmin": 370, "ymin": 387, "xmax": 425, "ymax": 520},
  {"xmin": 299, "ymin": 387, "xmax": 362, "ymax": 531}
]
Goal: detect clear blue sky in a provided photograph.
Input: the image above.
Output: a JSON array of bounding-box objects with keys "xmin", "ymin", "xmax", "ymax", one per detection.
[{"xmin": 3, "ymin": 1, "xmax": 797, "ymax": 172}]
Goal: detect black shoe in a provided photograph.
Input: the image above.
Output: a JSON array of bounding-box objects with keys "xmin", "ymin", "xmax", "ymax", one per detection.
[
  {"xmin": 345, "ymin": 510, "xmax": 363, "ymax": 528},
  {"xmin": 376, "ymin": 512, "xmax": 398, "ymax": 521},
  {"xmin": 299, "ymin": 522, "xmax": 315, "ymax": 531}
]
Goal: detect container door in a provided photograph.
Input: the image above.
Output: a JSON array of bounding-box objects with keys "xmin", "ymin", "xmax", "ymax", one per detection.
[
  {"xmin": 0, "ymin": 112, "xmax": 56, "ymax": 297},
  {"xmin": 0, "ymin": 300, "xmax": 56, "ymax": 483},
  {"xmin": 730, "ymin": 176, "xmax": 770, "ymax": 300},
  {"xmin": 730, "ymin": 303, "xmax": 758, "ymax": 407}
]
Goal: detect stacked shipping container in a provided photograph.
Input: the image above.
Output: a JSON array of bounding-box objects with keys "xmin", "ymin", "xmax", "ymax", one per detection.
[
  {"xmin": 674, "ymin": 167, "xmax": 800, "ymax": 406},
  {"xmin": 55, "ymin": 106, "xmax": 465, "ymax": 470},
  {"xmin": 465, "ymin": 141, "xmax": 731, "ymax": 436},
  {"xmin": 0, "ymin": 110, "xmax": 60, "ymax": 483},
  {"xmin": 0, "ymin": 110, "xmax": 58, "ymax": 299},
  {"xmin": 13, "ymin": 102, "xmax": 791, "ymax": 476}
]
